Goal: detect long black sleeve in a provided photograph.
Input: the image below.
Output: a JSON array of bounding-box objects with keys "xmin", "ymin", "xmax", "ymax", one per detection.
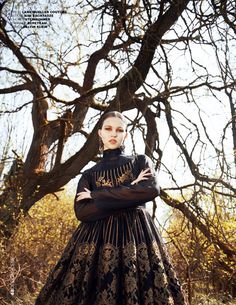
[
  {"xmin": 74, "ymin": 172, "xmax": 113, "ymax": 222},
  {"xmin": 91, "ymin": 155, "xmax": 160, "ymax": 210}
]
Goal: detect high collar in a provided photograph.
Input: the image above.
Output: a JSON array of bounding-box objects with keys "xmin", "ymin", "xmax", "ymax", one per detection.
[{"xmin": 102, "ymin": 148, "xmax": 123, "ymax": 160}]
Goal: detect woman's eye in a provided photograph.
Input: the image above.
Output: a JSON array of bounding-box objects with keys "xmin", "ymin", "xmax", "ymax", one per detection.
[
  {"xmin": 105, "ymin": 127, "xmax": 111, "ymax": 131},
  {"xmin": 117, "ymin": 129, "xmax": 124, "ymax": 132}
]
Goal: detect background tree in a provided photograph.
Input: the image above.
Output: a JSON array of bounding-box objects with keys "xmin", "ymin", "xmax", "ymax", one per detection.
[{"xmin": 0, "ymin": 0, "xmax": 235, "ymax": 299}]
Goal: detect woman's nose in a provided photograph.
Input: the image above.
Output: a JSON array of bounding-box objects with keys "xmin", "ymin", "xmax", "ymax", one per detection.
[{"xmin": 111, "ymin": 130, "xmax": 117, "ymax": 137}]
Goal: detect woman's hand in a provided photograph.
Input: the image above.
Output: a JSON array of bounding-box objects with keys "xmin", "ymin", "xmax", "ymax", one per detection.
[
  {"xmin": 131, "ymin": 168, "xmax": 151, "ymax": 185},
  {"xmin": 76, "ymin": 188, "xmax": 92, "ymax": 202}
]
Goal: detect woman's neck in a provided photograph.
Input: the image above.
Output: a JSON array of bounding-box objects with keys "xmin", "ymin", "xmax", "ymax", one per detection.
[{"xmin": 102, "ymin": 147, "xmax": 123, "ymax": 159}]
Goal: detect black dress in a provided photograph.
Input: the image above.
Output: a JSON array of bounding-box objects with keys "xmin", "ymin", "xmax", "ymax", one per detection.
[{"xmin": 35, "ymin": 148, "xmax": 187, "ymax": 305}]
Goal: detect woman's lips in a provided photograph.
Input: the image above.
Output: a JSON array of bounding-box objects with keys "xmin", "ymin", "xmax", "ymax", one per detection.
[{"xmin": 109, "ymin": 139, "xmax": 117, "ymax": 144}]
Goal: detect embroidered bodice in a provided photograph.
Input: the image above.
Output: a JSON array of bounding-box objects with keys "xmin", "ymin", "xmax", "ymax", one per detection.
[
  {"xmin": 89, "ymin": 148, "xmax": 135, "ymax": 188},
  {"xmin": 74, "ymin": 148, "xmax": 160, "ymax": 222}
]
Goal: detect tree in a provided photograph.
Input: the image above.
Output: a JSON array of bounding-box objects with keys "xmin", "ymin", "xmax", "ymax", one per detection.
[{"xmin": 0, "ymin": 0, "xmax": 235, "ymax": 287}]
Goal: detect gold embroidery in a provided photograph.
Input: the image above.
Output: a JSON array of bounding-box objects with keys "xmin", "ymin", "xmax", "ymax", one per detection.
[
  {"xmin": 95, "ymin": 176, "xmax": 113, "ymax": 187},
  {"xmin": 96, "ymin": 243, "xmax": 118, "ymax": 305},
  {"xmin": 95, "ymin": 163, "xmax": 134, "ymax": 188},
  {"xmin": 101, "ymin": 244, "xmax": 117, "ymax": 275},
  {"xmin": 116, "ymin": 169, "xmax": 134, "ymax": 184},
  {"xmin": 36, "ymin": 206, "xmax": 187, "ymax": 305},
  {"xmin": 37, "ymin": 240, "xmax": 185, "ymax": 305}
]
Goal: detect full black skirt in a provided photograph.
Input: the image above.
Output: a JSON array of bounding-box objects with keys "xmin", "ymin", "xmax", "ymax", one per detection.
[{"xmin": 35, "ymin": 208, "xmax": 187, "ymax": 305}]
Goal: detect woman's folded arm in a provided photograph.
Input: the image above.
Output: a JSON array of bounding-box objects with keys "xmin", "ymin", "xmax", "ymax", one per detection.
[{"xmin": 91, "ymin": 155, "xmax": 160, "ymax": 210}]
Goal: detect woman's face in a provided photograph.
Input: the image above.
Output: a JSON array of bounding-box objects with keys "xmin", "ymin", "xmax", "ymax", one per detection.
[{"xmin": 98, "ymin": 117, "xmax": 127, "ymax": 150}]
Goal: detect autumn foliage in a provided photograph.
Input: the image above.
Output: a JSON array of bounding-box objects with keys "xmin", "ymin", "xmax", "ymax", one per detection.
[
  {"xmin": 0, "ymin": 191, "xmax": 235, "ymax": 304},
  {"xmin": 0, "ymin": 191, "xmax": 78, "ymax": 305},
  {"xmin": 164, "ymin": 193, "xmax": 236, "ymax": 304}
]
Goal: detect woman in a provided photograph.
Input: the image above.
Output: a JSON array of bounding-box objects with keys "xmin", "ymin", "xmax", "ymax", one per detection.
[{"xmin": 35, "ymin": 111, "xmax": 187, "ymax": 305}]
